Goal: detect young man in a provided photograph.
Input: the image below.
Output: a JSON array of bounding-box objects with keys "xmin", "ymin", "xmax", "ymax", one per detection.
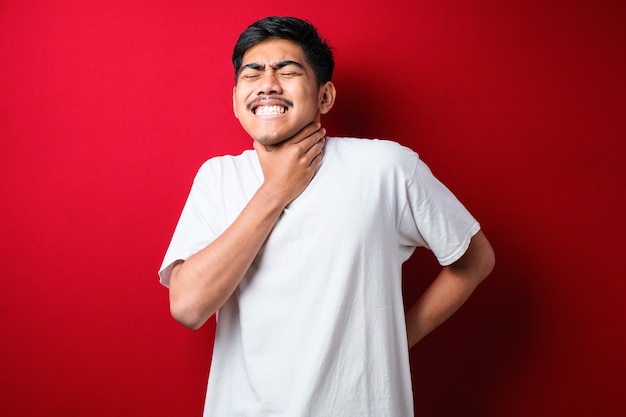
[{"xmin": 159, "ymin": 16, "xmax": 494, "ymax": 417}]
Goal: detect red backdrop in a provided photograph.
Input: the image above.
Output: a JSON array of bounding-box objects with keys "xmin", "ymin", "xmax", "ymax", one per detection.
[{"xmin": 2, "ymin": 1, "xmax": 625, "ymax": 416}]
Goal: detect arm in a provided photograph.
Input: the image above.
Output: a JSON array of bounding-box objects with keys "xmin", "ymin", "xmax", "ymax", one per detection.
[
  {"xmin": 168, "ymin": 123, "xmax": 326, "ymax": 330},
  {"xmin": 405, "ymin": 230, "xmax": 495, "ymax": 348}
]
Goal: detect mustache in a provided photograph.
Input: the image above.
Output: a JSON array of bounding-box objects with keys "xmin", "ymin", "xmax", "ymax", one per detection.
[{"xmin": 246, "ymin": 96, "xmax": 294, "ymax": 110}]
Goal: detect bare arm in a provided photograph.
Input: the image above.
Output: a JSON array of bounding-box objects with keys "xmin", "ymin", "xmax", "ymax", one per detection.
[
  {"xmin": 168, "ymin": 123, "xmax": 326, "ymax": 329},
  {"xmin": 405, "ymin": 230, "xmax": 495, "ymax": 348}
]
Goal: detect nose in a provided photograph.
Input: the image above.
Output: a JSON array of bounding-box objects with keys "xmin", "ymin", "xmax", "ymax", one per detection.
[{"xmin": 257, "ymin": 70, "xmax": 283, "ymax": 95}]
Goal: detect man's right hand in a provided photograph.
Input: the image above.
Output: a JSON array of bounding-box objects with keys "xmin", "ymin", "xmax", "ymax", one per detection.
[{"xmin": 253, "ymin": 122, "xmax": 326, "ymax": 208}]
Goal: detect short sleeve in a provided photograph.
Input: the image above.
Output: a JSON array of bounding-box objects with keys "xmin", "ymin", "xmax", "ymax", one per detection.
[
  {"xmin": 158, "ymin": 164, "xmax": 222, "ymax": 287},
  {"xmin": 398, "ymin": 156, "xmax": 480, "ymax": 266}
]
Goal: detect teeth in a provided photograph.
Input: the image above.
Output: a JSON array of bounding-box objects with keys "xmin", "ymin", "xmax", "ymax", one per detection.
[{"xmin": 255, "ymin": 105, "xmax": 286, "ymax": 115}]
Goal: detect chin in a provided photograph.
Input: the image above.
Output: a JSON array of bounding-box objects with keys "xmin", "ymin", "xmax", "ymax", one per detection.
[
  {"xmin": 253, "ymin": 135, "xmax": 289, "ymax": 147},
  {"xmin": 247, "ymin": 127, "xmax": 294, "ymax": 146},
  {"xmin": 242, "ymin": 119, "xmax": 311, "ymax": 146}
]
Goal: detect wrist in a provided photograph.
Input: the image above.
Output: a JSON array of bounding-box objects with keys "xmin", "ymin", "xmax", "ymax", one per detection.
[{"xmin": 256, "ymin": 182, "xmax": 296, "ymax": 210}]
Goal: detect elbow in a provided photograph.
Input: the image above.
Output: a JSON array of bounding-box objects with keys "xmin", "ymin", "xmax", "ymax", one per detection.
[
  {"xmin": 170, "ymin": 301, "xmax": 206, "ymax": 330},
  {"xmin": 167, "ymin": 261, "xmax": 212, "ymax": 330},
  {"xmin": 478, "ymin": 234, "xmax": 496, "ymax": 283},
  {"xmin": 482, "ymin": 245, "xmax": 495, "ymax": 282},
  {"xmin": 462, "ymin": 230, "xmax": 496, "ymax": 286},
  {"xmin": 169, "ymin": 292, "xmax": 211, "ymax": 331}
]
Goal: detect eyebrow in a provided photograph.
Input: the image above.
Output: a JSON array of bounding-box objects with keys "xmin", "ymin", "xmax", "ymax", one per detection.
[{"xmin": 241, "ymin": 60, "xmax": 305, "ymax": 72}]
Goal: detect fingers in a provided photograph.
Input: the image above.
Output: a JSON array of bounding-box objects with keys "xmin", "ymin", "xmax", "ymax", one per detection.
[
  {"xmin": 253, "ymin": 120, "xmax": 326, "ymax": 170},
  {"xmin": 252, "ymin": 122, "xmax": 326, "ymax": 206},
  {"xmin": 306, "ymin": 136, "xmax": 325, "ymax": 167},
  {"xmin": 295, "ymin": 123, "xmax": 325, "ymax": 167},
  {"xmin": 289, "ymin": 121, "xmax": 324, "ymax": 145},
  {"xmin": 274, "ymin": 121, "xmax": 326, "ymax": 162},
  {"xmin": 295, "ymin": 122, "xmax": 326, "ymax": 155}
]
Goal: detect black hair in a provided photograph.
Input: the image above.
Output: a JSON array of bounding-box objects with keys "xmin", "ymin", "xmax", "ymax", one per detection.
[{"xmin": 232, "ymin": 16, "xmax": 334, "ymax": 86}]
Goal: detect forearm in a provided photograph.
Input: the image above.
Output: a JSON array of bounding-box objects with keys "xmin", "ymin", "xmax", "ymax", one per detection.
[
  {"xmin": 405, "ymin": 268, "xmax": 480, "ymax": 348},
  {"xmin": 169, "ymin": 186, "xmax": 286, "ymax": 329},
  {"xmin": 405, "ymin": 230, "xmax": 494, "ymax": 348}
]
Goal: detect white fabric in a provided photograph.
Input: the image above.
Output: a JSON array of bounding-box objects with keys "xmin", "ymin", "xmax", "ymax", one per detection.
[{"xmin": 159, "ymin": 137, "xmax": 480, "ymax": 417}]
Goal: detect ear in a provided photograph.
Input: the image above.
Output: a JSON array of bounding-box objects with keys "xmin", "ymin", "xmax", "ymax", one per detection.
[
  {"xmin": 318, "ymin": 81, "xmax": 336, "ymax": 115},
  {"xmin": 232, "ymin": 86, "xmax": 239, "ymax": 119}
]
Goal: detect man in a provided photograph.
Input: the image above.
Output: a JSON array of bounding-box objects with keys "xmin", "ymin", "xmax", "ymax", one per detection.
[{"xmin": 159, "ymin": 16, "xmax": 494, "ymax": 417}]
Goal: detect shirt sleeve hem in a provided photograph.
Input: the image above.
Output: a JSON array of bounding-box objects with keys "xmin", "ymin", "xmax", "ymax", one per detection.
[{"xmin": 437, "ymin": 222, "xmax": 481, "ymax": 266}]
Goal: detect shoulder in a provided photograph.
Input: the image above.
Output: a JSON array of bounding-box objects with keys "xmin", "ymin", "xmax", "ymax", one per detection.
[
  {"xmin": 327, "ymin": 137, "xmax": 419, "ymax": 172},
  {"xmin": 329, "ymin": 137, "xmax": 417, "ymax": 158},
  {"xmin": 195, "ymin": 149, "xmax": 258, "ymax": 182}
]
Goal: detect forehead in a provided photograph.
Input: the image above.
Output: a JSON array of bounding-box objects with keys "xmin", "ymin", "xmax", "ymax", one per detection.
[{"xmin": 242, "ymin": 38, "xmax": 310, "ymax": 68}]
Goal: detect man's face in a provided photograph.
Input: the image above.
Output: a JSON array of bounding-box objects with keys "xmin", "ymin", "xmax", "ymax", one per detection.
[{"xmin": 233, "ymin": 39, "xmax": 330, "ymax": 146}]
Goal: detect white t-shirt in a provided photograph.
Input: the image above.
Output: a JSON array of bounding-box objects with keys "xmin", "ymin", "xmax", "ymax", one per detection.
[{"xmin": 159, "ymin": 137, "xmax": 480, "ymax": 417}]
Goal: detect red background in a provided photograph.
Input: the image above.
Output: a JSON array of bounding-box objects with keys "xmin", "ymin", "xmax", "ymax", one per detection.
[{"xmin": 2, "ymin": 1, "xmax": 625, "ymax": 416}]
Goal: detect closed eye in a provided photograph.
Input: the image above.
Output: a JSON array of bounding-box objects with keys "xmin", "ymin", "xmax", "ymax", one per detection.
[
  {"xmin": 240, "ymin": 73, "xmax": 262, "ymax": 80},
  {"xmin": 238, "ymin": 60, "xmax": 306, "ymax": 81}
]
